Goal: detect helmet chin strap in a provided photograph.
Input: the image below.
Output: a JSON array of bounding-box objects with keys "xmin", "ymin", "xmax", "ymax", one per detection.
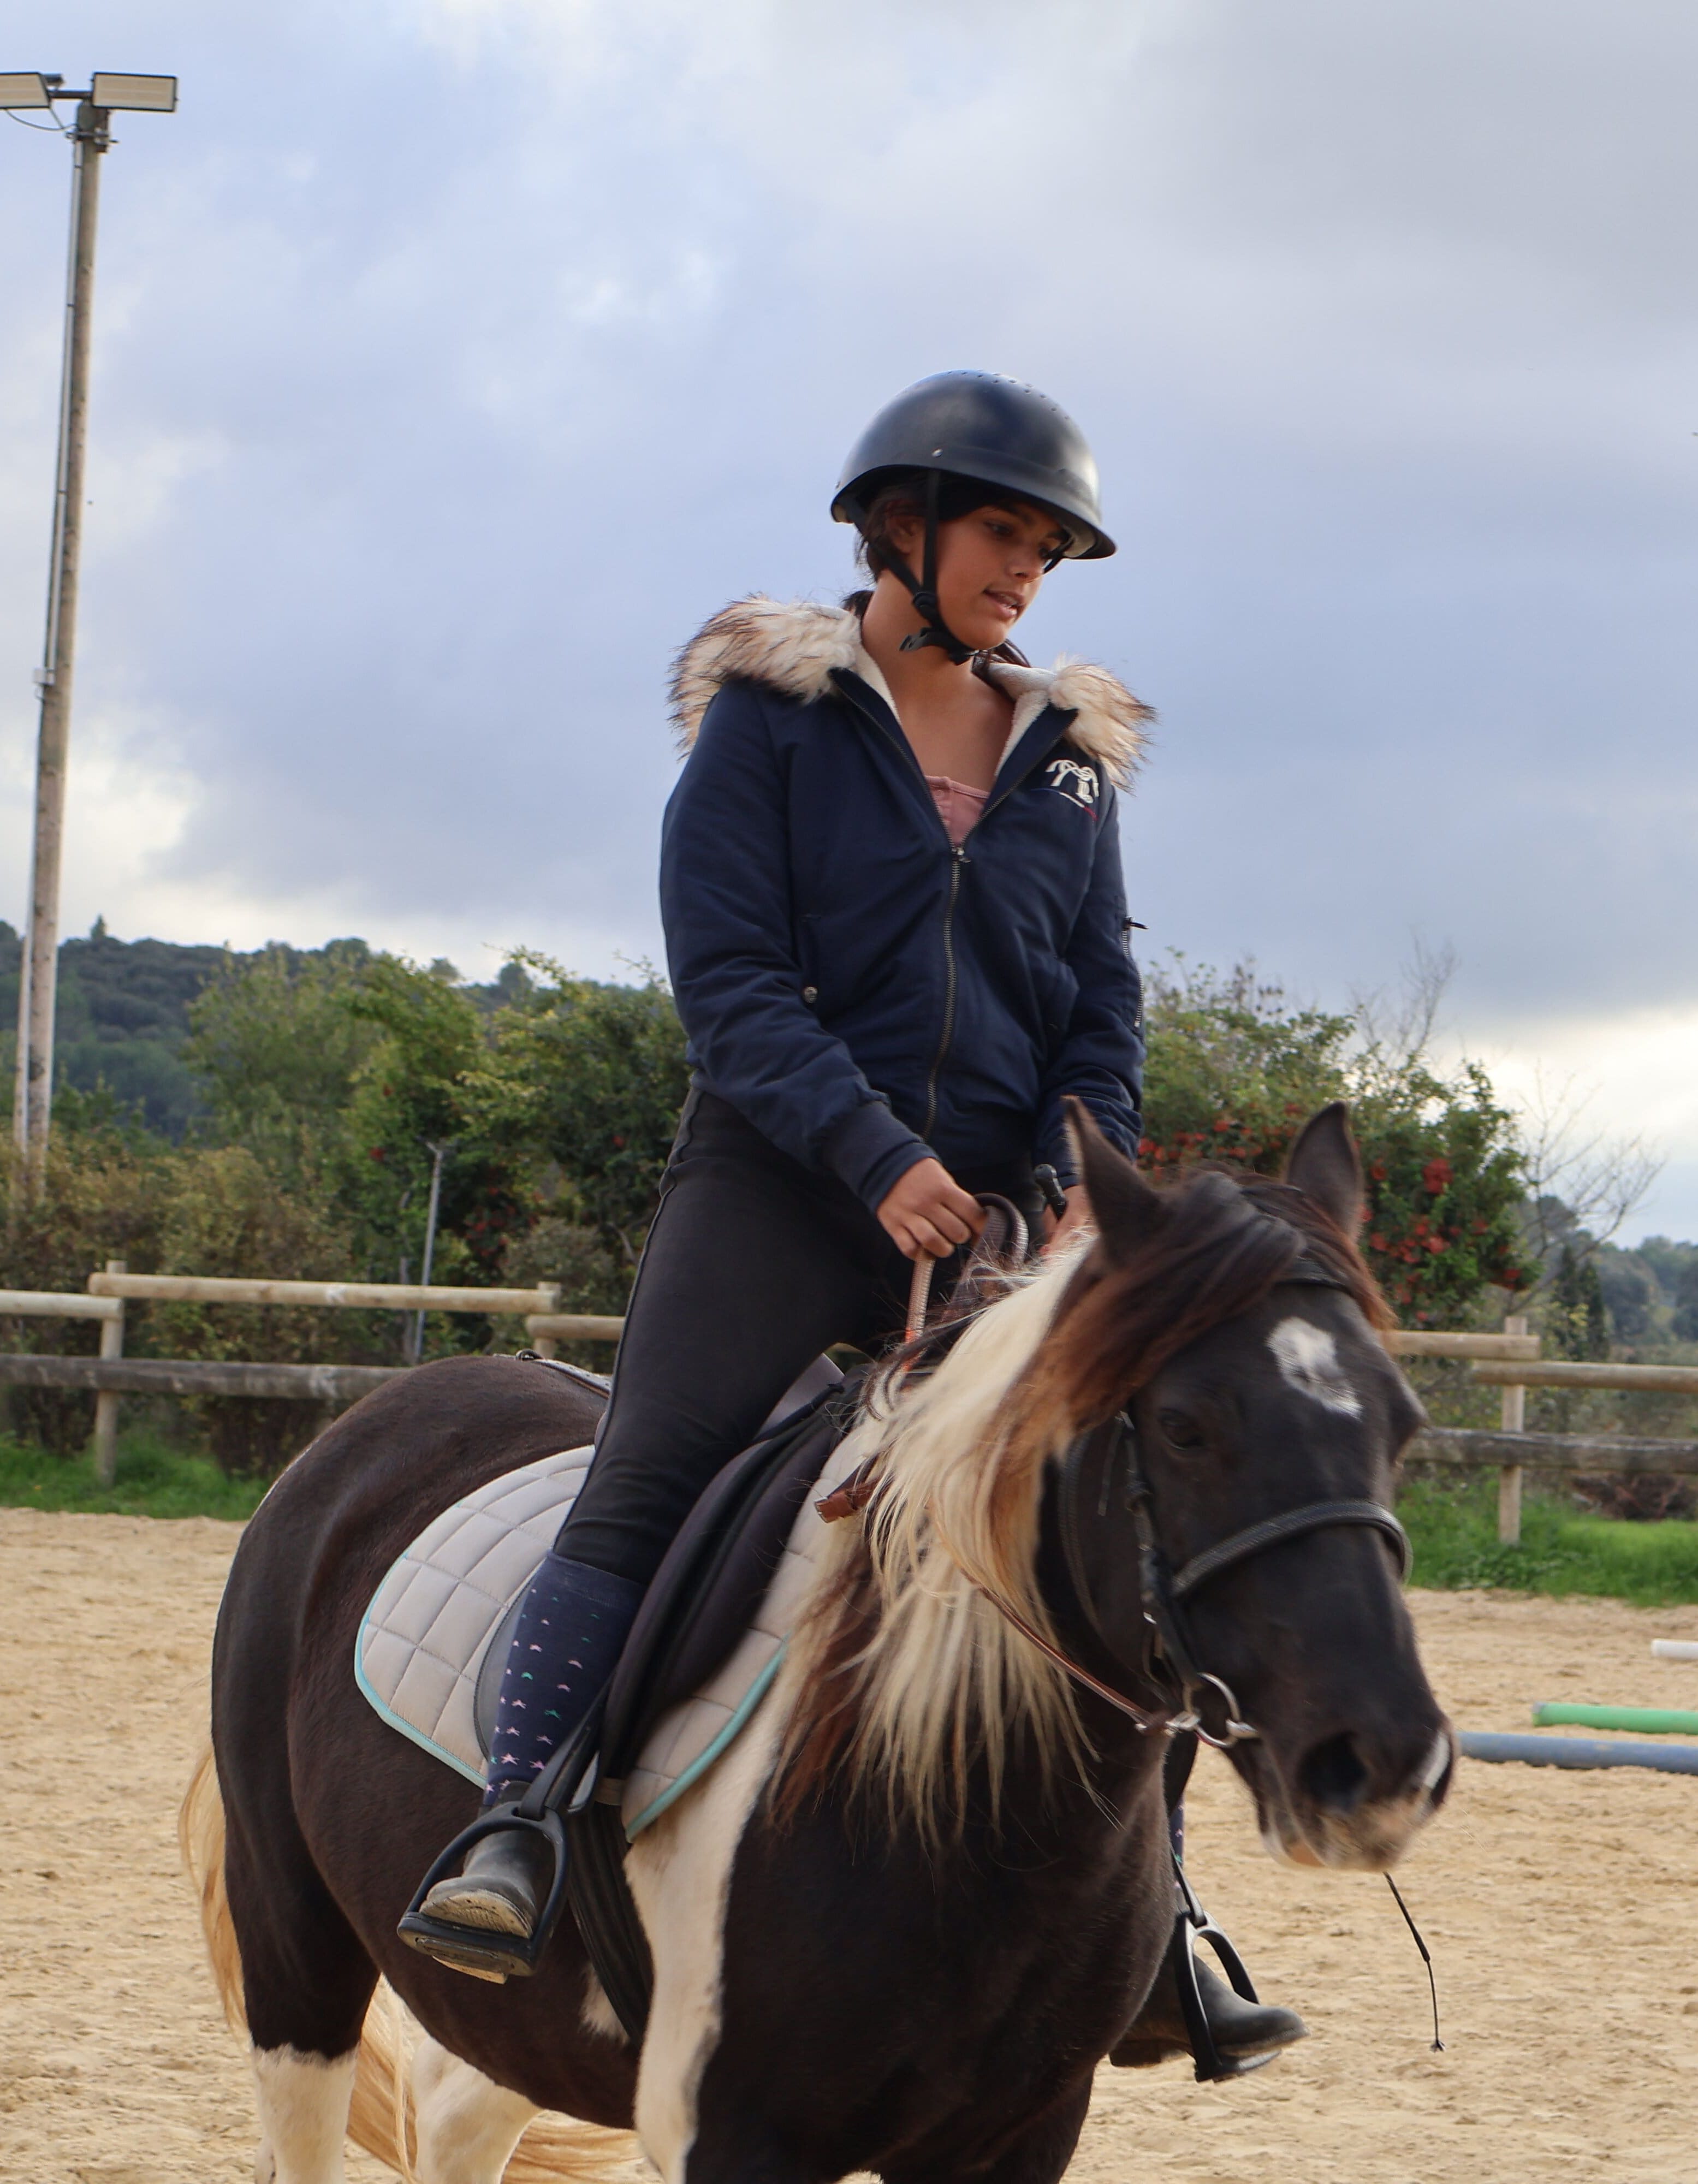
[{"xmin": 894, "ymin": 471, "xmax": 977, "ymax": 665}]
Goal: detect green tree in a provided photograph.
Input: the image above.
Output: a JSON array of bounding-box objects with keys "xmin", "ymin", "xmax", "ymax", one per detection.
[
  {"xmin": 336, "ymin": 956, "xmax": 523, "ymax": 1292},
  {"xmin": 149, "ymin": 1144, "xmax": 370, "ymax": 1474},
  {"xmin": 473, "ymin": 955, "xmax": 690, "ymax": 1303},
  {"xmin": 1139, "ymin": 958, "xmax": 1352, "ymax": 1175},
  {"xmin": 185, "ymin": 941, "xmax": 378, "ymax": 1179},
  {"xmin": 1353, "ymin": 1060, "xmax": 1528, "ymax": 1323},
  {"xmin": 1550, "ymin": 1241, "xmax": 1610, "ymax": 1360},
  {"xmin": 1672, "ymin": 1260, "xmax": 1698, "ymax": 1344},
  {"xmin": 1136, "ymin": 956, "xmax": 1527, "ymax": 1326},
  {"xmin": 0, "ymin": 1126, "xmax": 168, "ymax": 1454}
]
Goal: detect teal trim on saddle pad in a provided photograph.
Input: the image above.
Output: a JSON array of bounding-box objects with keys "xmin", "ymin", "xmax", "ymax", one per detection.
[
  {"xmin": 354, "ymin": 1429, "xmax": 862, "ymax": 1836},
  {"xmin": 624, "ymin": 1643, "xmax": 788, "ymax": 1842},
  {"xmin": 352, "ymin": 1635, "xmax": 485, "ymax": 1789}
]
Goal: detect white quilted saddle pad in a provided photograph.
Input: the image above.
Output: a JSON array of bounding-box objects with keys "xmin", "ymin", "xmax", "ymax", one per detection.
[{"xmin": 356, "ymin": 1433, "xmax": 860, "ymax": 1841}]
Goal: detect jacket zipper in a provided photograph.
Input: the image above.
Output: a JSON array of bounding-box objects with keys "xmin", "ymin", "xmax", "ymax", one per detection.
[
  {"xmin": 923, "ymin": 845, "xmax": 968, "ymax": 1140},
  {"xmin": 832, "ymin": 671, "xmax": 1059, "ymax": 1141}
]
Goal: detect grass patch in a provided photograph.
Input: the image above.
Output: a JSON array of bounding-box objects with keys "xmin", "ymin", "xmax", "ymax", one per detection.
[
  {"xmin": 0, "ymin": 1427, "xmax": 269, "ymax": 1521},
  {"xmin": 1401, "ymin": 1472, "xmax": 1698, "ymax": 1607},
  {"xmin": 8, "ymin": 1425, "xmax": 1698, "ymax": 1594}
]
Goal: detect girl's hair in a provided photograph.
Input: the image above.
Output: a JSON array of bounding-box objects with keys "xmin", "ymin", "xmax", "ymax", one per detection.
[{"xmin": 843, "ymin": 468, "xmax": 1037, "ymax": 665}]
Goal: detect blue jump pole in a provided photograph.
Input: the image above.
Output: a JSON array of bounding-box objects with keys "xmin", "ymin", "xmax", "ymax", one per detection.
[{"xmin": 1459, "ymin": 1730, "xmax": 1698, "ymax": 1776}]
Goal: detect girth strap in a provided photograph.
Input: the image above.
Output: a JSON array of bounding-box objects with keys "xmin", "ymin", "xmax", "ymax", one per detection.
[{"xmin": 1170, "ymin": 1500, "xmax": 1411, "ymax": 1603}]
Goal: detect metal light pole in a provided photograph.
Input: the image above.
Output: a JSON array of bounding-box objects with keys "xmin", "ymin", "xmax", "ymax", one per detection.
[
  {"xmin": 409, "ymin": 1140, "xmax": 451, "ymax": 1364},
  {"xmin": 2, "ymin": 72, "xmax": 177, "ymax": 1186}
]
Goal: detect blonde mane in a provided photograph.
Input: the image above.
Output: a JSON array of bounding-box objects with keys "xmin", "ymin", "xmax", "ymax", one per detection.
[
  {"xmin": 771, "ymin": 1144, "xmax": 1389, "ymax": 1842},
  {"xmin": 775, "ymin": 1245, "xmax": 1091, "ymax": 1838}
]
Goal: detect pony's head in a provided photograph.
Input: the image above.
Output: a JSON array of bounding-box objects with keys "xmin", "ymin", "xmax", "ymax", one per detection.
[{"xmin": 779, "ymin": 1102, "xmax": 1452, "ymax": 1872}]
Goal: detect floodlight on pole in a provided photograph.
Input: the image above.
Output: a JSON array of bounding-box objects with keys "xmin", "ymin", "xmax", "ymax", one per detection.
[
  {"xmin": 6, "ymin": 72, "xmax": 176, "ymax": 1184},
  {"xmin": 90, "ymin": 74, "xmax": 177, "ymax": 113}
]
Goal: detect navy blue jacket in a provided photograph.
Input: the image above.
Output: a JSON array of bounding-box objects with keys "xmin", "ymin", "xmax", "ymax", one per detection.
[{"xmin": 660, "ymin": 598, "xmax": 1148, "ymax": 1214}]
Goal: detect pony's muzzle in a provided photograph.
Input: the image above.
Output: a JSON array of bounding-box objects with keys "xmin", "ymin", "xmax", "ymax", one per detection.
[{"xmin": 1263, "ymin": 1719, "xmax": 1456, "ymax": 1871}]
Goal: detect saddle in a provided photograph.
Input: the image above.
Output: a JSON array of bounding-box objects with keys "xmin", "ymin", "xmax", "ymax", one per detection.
[
  {"xmin": 565, "ymin": 1378, "xmax": 860, "ymax": 2035},
  {"xmin": 370, "ymin": 1360, "xmax": 862, "ymax": 2035},
  {"xmin": 383, "ymin": 1197, "xmax": 1038, "ymax": 2031}
]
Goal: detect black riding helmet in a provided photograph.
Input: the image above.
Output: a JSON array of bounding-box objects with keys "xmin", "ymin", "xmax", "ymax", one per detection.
[{"xmin": 832, "ymin": 370, "xmax": 1114, "ymax": 662}]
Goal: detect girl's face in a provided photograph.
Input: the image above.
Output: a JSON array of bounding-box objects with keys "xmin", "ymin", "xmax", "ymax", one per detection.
[{"xmin": 885, "ymin": 498, "xmax": 1067, "ymax": 653}]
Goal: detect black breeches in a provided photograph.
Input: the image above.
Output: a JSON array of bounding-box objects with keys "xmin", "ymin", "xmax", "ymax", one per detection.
[{"xmin": 557, "ymin": 1087, "xmax": 1036, "ymax": 1587}]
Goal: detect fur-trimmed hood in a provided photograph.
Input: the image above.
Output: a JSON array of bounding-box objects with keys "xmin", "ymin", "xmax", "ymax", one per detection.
[{"xmin": 669, "ymin": 596, "xmax": 1150, "ymax": 788}]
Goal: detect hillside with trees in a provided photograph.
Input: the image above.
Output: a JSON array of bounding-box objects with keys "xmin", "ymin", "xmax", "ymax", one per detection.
[
  {"xmin": 0, "ymin": 919, "xmax": 228, "ymax": 1136},
  {"xmin": 0, "ymin": 923, "xmax": 1678, "ymax": 1476}
]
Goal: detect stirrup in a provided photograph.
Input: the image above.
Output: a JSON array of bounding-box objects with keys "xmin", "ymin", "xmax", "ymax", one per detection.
[
  {"xmin": 396, "ymin": 1701, "xmax": 603, "ymax": 1981},
  {"xmin": 1171, "ymin": 1857, "xmax": 1277, "ymax": 2084}
]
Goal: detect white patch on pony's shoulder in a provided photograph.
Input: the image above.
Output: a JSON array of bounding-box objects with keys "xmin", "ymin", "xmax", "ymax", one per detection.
[
  {"xmin": 1267, "ymin": 1317, "xmax": 1362, "ymax": 1417},
  {"xmin": 625, "ymin": 1673, "xmax": 788, "ymax": 2182}
]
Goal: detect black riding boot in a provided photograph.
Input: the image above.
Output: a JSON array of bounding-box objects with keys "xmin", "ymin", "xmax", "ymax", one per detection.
[
  {"xmin": 409, "ymin": 1552, "xmax": 643, "ymax": 1971},
  {"xmin": 1111, "ymin": 1740, "xmax": 1305, "ymax": 2075},
  {"xmin": 1110, "ymin": 1936, "xmax": 1308, "ymax": 2073}
]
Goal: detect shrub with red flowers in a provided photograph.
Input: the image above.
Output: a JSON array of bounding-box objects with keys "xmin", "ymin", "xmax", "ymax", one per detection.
[
  {"xmin": 1351, "ymin": 1061, "xmax": 1527, "ymax": 1321},
  {"xmin": 1139, "ymin": 958, "xmax": 1527, "ymax": 1326}
]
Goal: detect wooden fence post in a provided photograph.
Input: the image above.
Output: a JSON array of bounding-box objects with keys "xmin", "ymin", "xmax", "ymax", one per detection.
[
  {"xmin": 91, "ymin": 1256, "xmax": 125, "ymax": 1486},
  {"xmin": 1497, "ymin": 1311, "xmax": 1528, "ymax": 1545}
]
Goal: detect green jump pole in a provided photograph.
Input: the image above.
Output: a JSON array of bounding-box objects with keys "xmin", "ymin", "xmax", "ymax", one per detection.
[{"xmin": 1532, "ymin": 1701, "xmax": 1698, "ymax": 1736}]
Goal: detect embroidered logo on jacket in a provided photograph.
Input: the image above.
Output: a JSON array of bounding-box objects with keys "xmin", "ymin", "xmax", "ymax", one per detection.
[{"xmin": 1043, "ymin": 757, "xmax": 1099, "ymax": 811}]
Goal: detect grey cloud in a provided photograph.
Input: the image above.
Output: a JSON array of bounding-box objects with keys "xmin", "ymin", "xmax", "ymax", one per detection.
[{"xmin": 0, "ymin": 0, "xmax": 1693, "ymax": 1054}]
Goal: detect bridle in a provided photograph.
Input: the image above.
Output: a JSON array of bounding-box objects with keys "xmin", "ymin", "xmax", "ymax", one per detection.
[
  {"xmin": 876, "ymin": 1230, "xmax": 1411, "ymax": 1749},
  {"xmin": 1032, "ymin": 1256, "xmax": 1411, "ymax": 1748}
]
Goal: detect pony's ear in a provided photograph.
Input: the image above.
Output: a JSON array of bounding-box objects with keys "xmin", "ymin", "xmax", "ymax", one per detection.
[
  {"xmin": 1284, "ymin": 1101, "xmax": 1363, "ymax": 1236},
  {"xmin": 1064, "ymin": 1097, "xmax": 1168, "ymax": 1263}
]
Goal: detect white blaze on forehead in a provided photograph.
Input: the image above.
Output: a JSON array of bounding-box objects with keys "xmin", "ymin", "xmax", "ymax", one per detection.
[{"xmin": 1267, "ymin": 1316, "xmax": 1363, "ymax": 1417}]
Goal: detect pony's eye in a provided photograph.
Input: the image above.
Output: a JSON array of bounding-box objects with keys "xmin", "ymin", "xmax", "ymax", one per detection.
[{"xmin": 1156, "ymin": 1408, "xmax": 1206, "ymax": 1451}]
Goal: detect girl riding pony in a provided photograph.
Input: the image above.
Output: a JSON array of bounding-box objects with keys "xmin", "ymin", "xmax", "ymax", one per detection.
[{"xmin": 408, "ymin": 370, "xmax": 1303, "ymax": 2072}]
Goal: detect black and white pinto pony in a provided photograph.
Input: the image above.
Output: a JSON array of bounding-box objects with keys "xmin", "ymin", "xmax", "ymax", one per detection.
[{"xmin": 183, "ymin": 1107, "xmax": 1453, "ymax": 2184}]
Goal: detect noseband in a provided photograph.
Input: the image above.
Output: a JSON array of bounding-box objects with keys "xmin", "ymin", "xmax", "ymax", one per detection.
[{"xmin": 1049, "ymin": 1256, "xmax": 1412, "ymax": 1749}]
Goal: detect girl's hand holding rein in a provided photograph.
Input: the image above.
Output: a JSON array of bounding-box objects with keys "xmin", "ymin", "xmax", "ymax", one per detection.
[{"xmin": 876, "ymin": 1159, "xmax": 986, "ymax": 1263}]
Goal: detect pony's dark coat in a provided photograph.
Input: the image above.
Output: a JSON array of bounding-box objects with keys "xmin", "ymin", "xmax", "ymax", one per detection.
[
  {"xmin": 213, "ymin": 1355, "xmax": 640, "ymax": 2122},
  {"xmin": 205, "ymin": 1113, "xmax": 1451, "ymax": 2184}
]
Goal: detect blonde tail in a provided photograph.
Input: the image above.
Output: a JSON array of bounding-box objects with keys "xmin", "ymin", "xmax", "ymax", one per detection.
[
  {"xmin": 178, "ymin": 1746, "xmax": 637, "ymax": 2182},
  {"xmin": 179, "ymin": 1745, "xmax": 246, "ymax": 2034}
]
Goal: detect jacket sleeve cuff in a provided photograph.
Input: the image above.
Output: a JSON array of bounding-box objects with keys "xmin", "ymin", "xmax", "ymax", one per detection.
[{"xmin": 820, "ymin": 1099, "xmax": 933, "ymax": 1213}]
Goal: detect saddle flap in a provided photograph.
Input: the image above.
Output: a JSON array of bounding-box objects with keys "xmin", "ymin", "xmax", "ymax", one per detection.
[{"xmin": 599, "ymin": 1384, "xmax": 858, "ymax": 1778}]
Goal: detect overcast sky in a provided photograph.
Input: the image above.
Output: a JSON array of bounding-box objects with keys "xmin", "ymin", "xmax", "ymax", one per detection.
[{"xmin": 2, "ymin": 1, "xmax": 1695, "ymax": 1236}]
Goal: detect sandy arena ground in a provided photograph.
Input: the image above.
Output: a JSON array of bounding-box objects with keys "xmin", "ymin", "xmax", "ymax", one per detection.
[{"xmin": 1, "ymin": 1506, "xmax": 1694, "ymax": 2182}]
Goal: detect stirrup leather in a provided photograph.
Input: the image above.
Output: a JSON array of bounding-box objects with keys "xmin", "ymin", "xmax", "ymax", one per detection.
[{"xmin": 1171, "ymin": 1856, "xmax": 1277, "ymax": 2084}]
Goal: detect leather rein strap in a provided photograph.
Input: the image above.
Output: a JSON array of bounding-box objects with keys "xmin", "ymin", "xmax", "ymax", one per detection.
[{"xmin": 969, "ymin": 1590, "xmax": 1176, "ymax": 1734}]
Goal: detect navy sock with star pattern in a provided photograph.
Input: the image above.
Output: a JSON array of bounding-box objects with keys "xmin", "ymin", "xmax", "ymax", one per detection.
[{"xmin": 481, "ymin": 1551, "xmax": 644, "ymax": 1806}]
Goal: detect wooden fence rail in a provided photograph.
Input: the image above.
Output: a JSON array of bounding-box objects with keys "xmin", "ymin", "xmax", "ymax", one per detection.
[
  {"xmin": 85, "ymin": 1273, "xmax": 561, "ymax": 1315},
  {"xmin": 7, "ymin": 1278, "xmax": 1697, "ymax": 1530},
  {"xmin": 1412, "ymin": 1425, "xmax": 1698, "ymax": 1479},
  {"xmin": 3, "ymin": 1271, "xmax": 562, "ymax": 1486},
  {"xmin": 0, "ymin": 1289, "xmax": 122, "ymax": 1320},
  {"xmin": 0, "ymin": 1355, "xmax": 403, "ymax": 1403},
  {"xmin": 1385, "ymin": 1330, "xmax": 1540, "ymax": 1361},
  {"xmin": 525, "ymin": 1313, "xmax": 626, "ymax": 1346},
  {"xmin": 1471, "ymin": 1359, "xmax": 1698, "ymax": 1396}
]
